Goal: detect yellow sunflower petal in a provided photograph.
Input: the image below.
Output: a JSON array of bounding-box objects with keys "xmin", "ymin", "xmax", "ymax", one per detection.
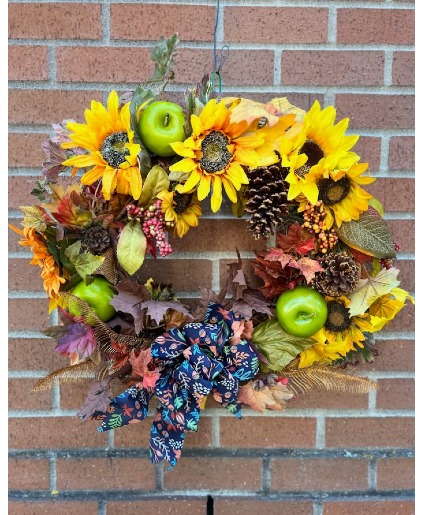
[
  {"xmin": 210, "ymin": 176, "xmax": 223, "ymax": 212},
  {"xmin": 197, "ymin": 175, "xmax": 212, "ymax": 201}
]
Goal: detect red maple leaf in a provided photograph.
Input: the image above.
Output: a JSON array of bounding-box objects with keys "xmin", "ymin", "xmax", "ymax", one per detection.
[{"xmin": 276, "ymin": 222, "xmax": 315, "ymax": 255}]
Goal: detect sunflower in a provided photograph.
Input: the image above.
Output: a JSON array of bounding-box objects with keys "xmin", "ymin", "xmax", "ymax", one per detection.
[
  {"xmin": 298, "ymin": 295, "xmax": 381, "ymax": 368},
  {"xmin": 157, "ymin": 189, "xmax": 202, "ymax": 238},
  {"xmin": 169, "ymin": 99, "xmax": 267, "ymax": 212},
  {"xmin": 61, "ymin": 90, "xmax": 142, "ymax": 201},
  {"xmin": 9, "ymin": 225, "xmax": 66, "ymax": 298},
  {"xmin": 279, "ymin": 100, "xmax": 362, "ymax": 206},
  {"xmin": 297, "ymin": 161, "xmax": 376, "ymax": 229}
]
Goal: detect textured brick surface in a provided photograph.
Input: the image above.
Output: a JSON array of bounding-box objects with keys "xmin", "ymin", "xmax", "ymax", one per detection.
[
  {"xmin": 9, "ymin": 337, "xmax": 66, "ymax": 371},
  {"xmin": 57, "ymin": 47, "xmax": 153, "ymax": 83},
  {"xmin": 214, "ymin": 500, "xmax": 313, "ymax": 514},
  {"xmin": 289, "ymin": 389, "xmax": 368, "ymax": 410},
  {"xmin": 8, "ymin": 458, "xmax": 50, "ymax": 490},
  {"xmin": 8, "ymin": 3, "xmax": 102, "ymax": 40},
  {"xmin": 8, "ymin": 46, "xmax": 48, "ymax": 81},
  {"xmin": 225, "ymin": 7, "xmax": 328, "ymax": 43},
  {"xmin": 8, "ymin": 298, "xmax": 50, "ymax": 331},
  {"xmin": 323, "ymin": 500, "xmax": 415, "ymax": 515},
  {"xmin": 282, "ymin": 51, "xmax": 384, "ymax": 86},
  {"xmin": 389, "ymin": 136, "xmax": 415, "ymax": 171},
  {"xmin": 56, "ymin": 457, "xmax": 156, "ymax": 490},
  {"xmin": 106, "ymin": 501, "xmax": 207, "ymax": 515},
  {"xmin": 163, "ymin": 457, "xmax": 262, "ymax": 490},
  {"xmin": 8, "ymin": 133, "xmax": 47, "ymax": 168},
  {"xmin": 335, "ymin": 95, "xmax": 414, "ymax": 130},
  {"xmin": 392, "ymin": 52, "xmax": 415, "ymax": 86},
  {"xmin": 220, "ymin": 417, "xmax": 316, "ymax": 448},
  {"xmin": 8, "ymin": 378, "xmax": 51, "ymax": 410},
  {"xmin": 9, "ymin": 259, "xmax": 46, "ymax": 292},
  {"xmin": 271, "ymin": 458, "xmax": 368, "ymax": 490},
  {"xmin": 111, "ymin": 4, "xmax": 215, "ymax": 42},
  {"xmin": 367, "ymin": 179, "xmax": 414, "ymax": 212},
  {"xmin": 362, "ymin": 339, "xmax": 414, "ymax": 373},
  {"xmin": 352, "ymin": 136, "xmax": 381, "ymax": 172},
  {"xmin": 326, "ymin": 417, "xmax": 414, "ymax": 448},
  {"xmin": 337, "ymin": 9, "xmax": 415, "ymax": 45},
  {"xmin": 9, "ymin": 90, "xmax": 103, "ymax": 125},
  {"xmin": 376, "ymin": 457, "xmax": 415, "ymax": 490},
  {"xmin": 9, "ymin": 417, "xmax": 108, "ymax": 449},
  {"xmin": 376, "ymin": 378, "xmax": 415, "ymax": 410},
  {"xmin": 8, "ymin": 502, "xmax": 99, "ymax": 515}
]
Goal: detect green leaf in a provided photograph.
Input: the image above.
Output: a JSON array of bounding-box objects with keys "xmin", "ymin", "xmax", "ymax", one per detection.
[
  {"xmin": 138, "ymin": 165, "xmax": 170, "ymax": 208},
  {"xmin": 252, "ymin": 318, "xmax": 316, "ymax": 373},
  {"xmin": 368, "ymin": 197, "xmax": 384, "ymax": 217},
  {"xmin": 149, "ymin": 34, "xmax": 180, "ymax": 83},
  {"xmin": 336, "ymin": 207, "xmax": 396, "ymax": 259},
  {"xmin": 64, "ymin": 241, "xmax": 104, "ymax": 280},
  {"xmin": 116, "ymin": 220, "xmax": 147, "ymax": 276}
]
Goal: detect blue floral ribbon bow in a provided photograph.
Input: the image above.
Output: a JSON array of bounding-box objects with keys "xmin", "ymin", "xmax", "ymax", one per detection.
[{"xmin": 92, "ymin": 303, "xmax": 259, "ymax": 468}]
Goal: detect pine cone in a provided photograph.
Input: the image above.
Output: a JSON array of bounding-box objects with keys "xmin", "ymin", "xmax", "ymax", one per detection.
[
  {"xmin": 82, "ymin": 226, "xmax": 111, "ymax": 255},
  {"xmin": 312, "ymin": 252, "xmax": 360, "ymax": 297},
  {"xmin": 244, "ymin": 163, "xmax": 290, "ymax": 239}
]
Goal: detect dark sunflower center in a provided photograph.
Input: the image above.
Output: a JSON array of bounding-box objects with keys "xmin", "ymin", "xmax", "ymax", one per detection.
[
  {"xmin": 173, "ymin": 192, "xmax": 193, "ymax": 214},
  {"xmin": 325, "ymin": 300, "xmax": 352, "ymax": 332},
  {"xmin": 295, "ymin": 139, "xmax": 325, "ymax": 178},
  {"xmin": 101, "ymin": 131, "xmax": 130, "ymax": 168},
  {"xmin": 318, "ymin": 176, "xmax": 351, "ymax": 206},
  {"xmin": 199, "ymin": 131, "xmax": 232, "ymax": 173}
]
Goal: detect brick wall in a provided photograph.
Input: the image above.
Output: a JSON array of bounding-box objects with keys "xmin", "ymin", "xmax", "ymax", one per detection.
[{"xmin": 8, "ymin": 1, "xmax": 415, "ymax": 514}]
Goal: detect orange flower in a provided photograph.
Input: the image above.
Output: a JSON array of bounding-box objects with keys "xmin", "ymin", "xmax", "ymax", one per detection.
[{"xmin": 9, "ymin": 225, "xmax": 66, "ymax": 298}]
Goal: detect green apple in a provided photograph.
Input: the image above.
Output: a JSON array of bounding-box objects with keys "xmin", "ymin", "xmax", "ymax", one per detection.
[
  {"xmin": 138, "ymin": 101, "xmax": 186, "ymax": 157},
  {"xmin": 69, "ymin": 277, "xmax": 116, "ymax": 322},
  {"xmin": 275, "ymin": 286, "xmax": 327, "ymax": 337}
]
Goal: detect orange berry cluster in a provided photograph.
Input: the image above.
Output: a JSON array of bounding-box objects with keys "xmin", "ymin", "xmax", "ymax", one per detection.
[{"xmin": 302, "ymin": 201, "xmax": 338, "ymax": 254}]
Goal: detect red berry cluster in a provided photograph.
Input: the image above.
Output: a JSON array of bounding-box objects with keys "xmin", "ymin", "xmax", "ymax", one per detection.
[
  {"xmin": 126, "ymin": 200, "xmax": 174, "ymax": 257},
  {"xmin": 379, "ymin": 241, "xmax": 401, "ymax": 270},
  {"xmin": 302, "ymin": 201, "xmax": 338, "ymax": 254}
]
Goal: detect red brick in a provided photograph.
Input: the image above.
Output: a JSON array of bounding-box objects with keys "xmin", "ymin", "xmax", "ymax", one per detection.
[
  {"xmin": 359, "ymin": 339, "xmax": 414, "ymax": 373},
  {"xmin": 367, "ymin": 178, "xmax": 414, "ymax": 212},
  {"xmin": 8, "ymin": 3, "xmax": 102, "ymax": 40},
  {"xmin": 323, "ymin": 500, "xmax": 415, "ymax": 515},
  {"xmin": 393, "ymin": 52, "xmax": 415, "ymax": 86},
  {"xmin": 225, "ymin": 7, "xmax": 328, "ymax": 43},
  {"xmin": 352, "ymin": 137, "xmax": 381, "ymax": 173},
  {"xmin": 8, "ymin": 298, "xmax": 50, "ymax": 331},
  {"xmin": 214, "ymin": 500, "xmax": 313, "ymax": 515},
  {"xmin": 59, "ymin": 379, "xmax": 95, "ymax": 410},
  {"xmin": 219, "ymin": 258, "xmax": 263, "ymax": 292},
  {"xmin": 387, "ymin": 219, "xmax": 415, "ymax": 253},
  {"xmin": 8, "ymin": 458, "xmax": 50, "ymax": 490},
  {"xmin": 376, "ymin": 457, "xmax": 415, "ymax": 490},
  {"xmin": 395, "ymin": 260, "xmax": 415, "ymax": 293},
  {"xmin": 57, "ymin": 47, "xmax": 153, "ymax": 83},
  {"xmin": 9, "ymin": 417, "xmax": 108, "ymax": 449},
  {"xmin": 8, "ymin": 338, "xmax": 68, "ymax": 371},
  {"xmin": 9, "ymin": 259, "xmax": 45, "ymax": 292},
  {"xmin": 8, "ymin": 378, "xmax": 51, "ymax": 410},
  {"xmin": 382, "ymin": 303, "xmax": 414, "ymax": 335},
  {"xmin": 376, "ymin": 378, "xmax": 415, "ymax": 410},
  {"xmin": 163, "ymin": 457, "xmax": 261, "ymax": 490},
  {"xmin": 111, "ymin": 4, "xmax": 215, "ymax": 42},
  {"xmin": 106, "ymin": 501, "xmax": 207, "ymax": 515},
  {"xmin": 282, "ymin": 51, "xmax": 384, "ymax": 86},
  {"xmin": 56, "ymin": 457, "xmax": 156, "ymax": 490},
  {"xmin": 174, "ymin": 48, "xmax": 274, "ymax": 86},
  {"xmin": 337, "ymin": 9, "xmax": 415, "ymax": 45},
  {"xmin": 271, "ymin": 457, "xmax": 368, "ymax": 490},
  {"xmin": 8, "ymin": 46, "xmax": 48, "ymax": 81},
  {"xmin": 9, "ymin": 176, "xmax": 47, "ymax": 210},
  {"xmin": 335, "ymin": 94, "xmax": 414, "ymax": 130},
  {"xmin": 326, "ymin": 417, "xmax": 414, "ymax": 448},
  {"xmin": 389, "ymin": 136, "xmax": 415, "ymax": 171},
  {"xmin": 170, "ymin": 219, "xmax": 264, "ymax": 253},
  {"xmin": 9, "ymin": 90, "xmax": 103, "ymax": 125},
  {"xmin": 8, "ymin": 502, "xmax": 99, "ymax": 515},
  {"xmin": 220, "ymin": 416, "xmax": 316, "ymax": 448},
  {"xmin": 289, "ymin": 389, "xmax": 368, "ymax": 410},
  {"xmin": 9, "ymin": 133, "xmax": 47, "ymax": 168},
  {"xmin": 9, "ymin": 218, "xmax": 24, "ymax": 253}
]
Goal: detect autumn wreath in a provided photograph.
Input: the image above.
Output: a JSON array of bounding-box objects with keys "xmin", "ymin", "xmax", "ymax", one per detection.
[{"xmin": 10, "ymin": 36, "xmax": 413, "ymax": 469}]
